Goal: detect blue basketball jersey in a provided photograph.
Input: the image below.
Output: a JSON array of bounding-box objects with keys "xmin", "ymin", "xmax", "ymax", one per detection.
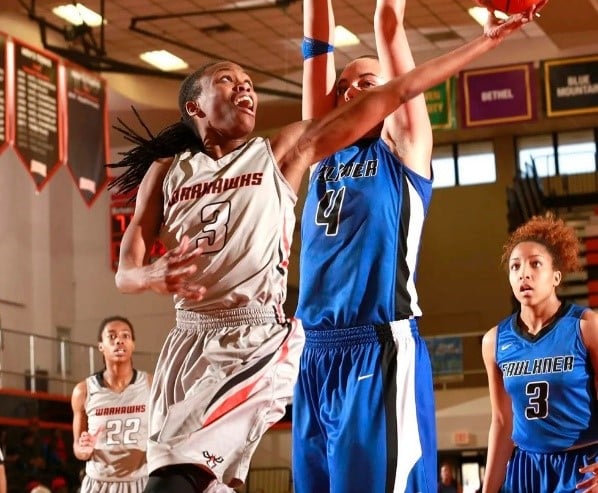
[
  {"xmin": 296, "ymin": 138, "xmax": 433, "ymax": 330},
  {"xmin": 496, "ymin": 303, "xmax": 598, "ymax": 452}
]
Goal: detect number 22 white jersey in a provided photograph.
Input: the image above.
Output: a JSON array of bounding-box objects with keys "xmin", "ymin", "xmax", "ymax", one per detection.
[{"xmin": 84, "ymin": 370, "xmax": 150, "ymax": 482}]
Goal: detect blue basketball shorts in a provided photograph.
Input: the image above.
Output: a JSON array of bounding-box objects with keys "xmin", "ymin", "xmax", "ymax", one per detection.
[
  {"xmin": 502, "ymin": 443, "xmax": 598, "ymax": 492},
  {"xmin": 292, "ymin": 318, "xmax": 437, "ymax": 493}
]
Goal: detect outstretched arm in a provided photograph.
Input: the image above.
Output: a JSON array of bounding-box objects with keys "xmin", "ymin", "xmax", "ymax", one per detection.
[
  {"xmin": 375, "ymin": 0, "xmax": 433, "ymax": 178},
  {"xmin": 302, "ymin": 0, "xmax": 337, "ymax": 120},
  {"xmin": 481, "ymin": 327, "xmax": 514, "ymax": 493},
  {"xmin": 276, "ymin": 11, "xmax": 533, "ymax": 191}
]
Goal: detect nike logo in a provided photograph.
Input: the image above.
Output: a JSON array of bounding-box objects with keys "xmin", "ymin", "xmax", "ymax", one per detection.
[
  {"xmin": 357, "ymin": 373, "xmax": 374, "ymax": 381},
  {"xmin": 501, "ymin": 343, "xmax": 513, "ymax": 350}
]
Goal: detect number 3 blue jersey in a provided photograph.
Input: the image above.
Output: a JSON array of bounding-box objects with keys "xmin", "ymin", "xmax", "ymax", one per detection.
[
  {"xmin": 496, "ymin": 303, "xmax": 598, "ymax": 452},
  {"xmin": 296, "ymin": 138, "xmax": 432, "ymax": 330}
]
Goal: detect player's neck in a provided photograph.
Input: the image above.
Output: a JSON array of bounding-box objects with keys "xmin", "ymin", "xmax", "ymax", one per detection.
[
  {"xmin": 102, "ymin": 364, "xmax": 134, "ymax": 392},
  {"xmin": 519, "ymin": 298, "xmax": 562, "ymax": 335}
]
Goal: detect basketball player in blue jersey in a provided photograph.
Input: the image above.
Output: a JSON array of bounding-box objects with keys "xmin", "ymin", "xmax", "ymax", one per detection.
[
  {"xmin": 482, "ymin": 214, "xmax": 598, "ymax": 493},
  {"xmin": 293, "ymin": 0, "xmax": 469, "ymax": 491},
  {"xmin": 109, "ymin": 11, "xmax": 534, "ymax": 492}
]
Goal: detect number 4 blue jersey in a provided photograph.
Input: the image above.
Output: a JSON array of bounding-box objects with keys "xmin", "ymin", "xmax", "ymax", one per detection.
[
  {"xmin": 496, "ymin": 303, "xmax": 598, "ymax": 452},
  {"xmin": 296, "ymin": 138, "xmax": 432, "ymax": 330}
]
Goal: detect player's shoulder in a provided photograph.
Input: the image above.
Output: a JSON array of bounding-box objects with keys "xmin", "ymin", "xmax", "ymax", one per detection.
[
  {"xmin": 482, "ymin": 325, "xmax": 499, "ymax": 347},
  {"xmin": 145, "ymin": 372, "xmax": 154, "ymax": 387},
  {"xmin": 133, "ymin": 369, "xmax": 152, "ymax": 385},
  {"xmin": 580, "ymin": 307, "xmax": 598, "ymax": 335},
  {"xmin": 269, "ymin": 120, "xmax": 311, "ymax": 155},
  {"xmin": 71, "ymin": 379, "xmax": 88, "ymax": 405},
  {"xmin": 581, "ymin": 307, "xmax": 598, "ymax": 323}
]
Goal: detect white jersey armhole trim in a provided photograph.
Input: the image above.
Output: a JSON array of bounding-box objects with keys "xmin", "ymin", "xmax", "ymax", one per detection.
[{"xmin": 262, "ymin": 137, "xmax": 298, "ymax": 204}]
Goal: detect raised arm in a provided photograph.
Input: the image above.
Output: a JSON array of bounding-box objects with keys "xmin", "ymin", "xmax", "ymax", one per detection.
[
  {"xmin": 114, "ymin": 158, "xmax": 205, "ymax": 300},
  {"xmin": 302, "ymin": 0, "xmax": 337, "ymax": 119},
  {"xmin": 276, "ymin": 12, "xmax": 531, "ymax": 191},
  {"xmin": 481, "ymin": 328, "xmax": 514, "ymax": 493},
  {"xmin": 375, "ymin": 0, "xmax": 433, "ymax": 178}
]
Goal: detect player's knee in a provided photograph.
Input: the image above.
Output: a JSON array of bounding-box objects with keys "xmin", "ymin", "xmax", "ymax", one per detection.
[{"xmin": 144, "ymin": 464, "xmax": 213, "ymax": 493}]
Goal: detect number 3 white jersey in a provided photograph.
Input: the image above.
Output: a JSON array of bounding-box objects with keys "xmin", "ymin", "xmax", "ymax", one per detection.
[
  {"xmin": 84, "ymin": 370, "xmax": 150, "ymax": 482},
  {"xmin": 160, "ymin": 137, "xmax": 297, "ymax": 312}
]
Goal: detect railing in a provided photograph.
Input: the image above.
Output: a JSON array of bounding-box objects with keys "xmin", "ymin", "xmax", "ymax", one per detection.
[
  {"xmin": 245, "ymin": 467, "xmax": 293, "ymax": 493},
  {"xmin": 0, "ymin": 324, "xmax": 495, "ymax": 404},
  {"xmin": 524, "ymin": 153, "xmax": 598, "ymax": 209},
  {"xmin": 0, "ymin": 327, "xmax": 158, "ymax": 397}
]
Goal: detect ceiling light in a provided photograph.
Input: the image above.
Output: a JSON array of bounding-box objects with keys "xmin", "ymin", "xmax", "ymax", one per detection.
[
  {"xmin": 52, "ymin": 3, "xmax": 104, "ymax": 27},
  {"xmin": 334, "ymin": 25, "xmax": 360, "ymax": 47},
  {"xmin": 233, "ymin": 0, "xmax": 275, "ymax": 7},
  {"xmin": 232, "ymin": 0, "xmax": 298, "ymax": 6},
  {"xmin": 139, "ymin": 50, "xmax": 189, "ymax": 72},
  {"xmin": 468, "ymin": 7, "xmax": 509, "ymax": 25}
]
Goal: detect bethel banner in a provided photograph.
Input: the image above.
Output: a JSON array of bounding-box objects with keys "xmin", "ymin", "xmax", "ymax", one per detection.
[
  {"xmin": 543, "ymin": 55, "xmax": 598, "ymax": 117},
  {"xmin": 460, "ymin": 63, "xmax": 537, "ymax": 128}
]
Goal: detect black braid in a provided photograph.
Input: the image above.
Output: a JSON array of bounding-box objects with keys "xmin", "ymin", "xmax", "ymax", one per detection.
[{"xmin": 107, "ymin": 107, "xmax": 201, "ymax": 198}]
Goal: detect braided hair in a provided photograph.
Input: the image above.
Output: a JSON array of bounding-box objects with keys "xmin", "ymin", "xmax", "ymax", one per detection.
[{"xmin": 108, "ymin": 63, "xmax": 219, "ymax": 198}]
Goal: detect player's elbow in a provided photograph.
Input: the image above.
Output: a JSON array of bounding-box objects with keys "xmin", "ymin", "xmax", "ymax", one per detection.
[
  {"xmin": 374, "ymin": 3, "xmax": 400, "ymax": 38},
  {"xmin": 114, "ymin": 268, "xmax": 141, "ymax": 294},
  {"xmin": 73, "ymin": 446, "xmax": 90, "ymax": 462}
]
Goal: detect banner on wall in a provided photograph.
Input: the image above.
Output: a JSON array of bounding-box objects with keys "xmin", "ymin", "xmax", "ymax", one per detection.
[
  {"xmin": 0, "ymin": 33, "xmax": 6, "ymax": 154},
  {"xmin": 460, "ymin": 63, "xmax": 537, "ymax": 128},
  {"xmin": 543, "ymin": 55, "xmax": 598, "ymax": 117},
  {"xmin": 65, "ymin": 64, "xmax": 109, "ymax": 206},
  {"xmin": 11, "ymin": 39, "xmax": 63, "ymax": 191},
  {"xmin": 426, "ymin": 336, "xmax": 463, "ymax": 382},
  {"xmin": 424, "ymin": 78, "xmax": 457, "ymax": 130}
]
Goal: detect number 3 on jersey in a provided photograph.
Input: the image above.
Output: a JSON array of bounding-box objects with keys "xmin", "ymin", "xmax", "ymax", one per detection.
[
  {"xmin": 525, "ymin": 381, "xmax": 549, "ymax": 419},
  {"xmin": 315, "ymin": 187, "xmax": 346, "ymax": 236},
  {"xmin": 196, "ymin": 201, "xmax": 231, "ymax": 253}
]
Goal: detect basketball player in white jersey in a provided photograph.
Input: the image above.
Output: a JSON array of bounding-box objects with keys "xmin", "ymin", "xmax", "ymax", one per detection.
[
  {"xmin": 108, "ymin": 11, "xmax": 535, "ymax": 493},
  {"xmin": 71, "ymin": 316, "xmax": 152, "ymax": 493}
]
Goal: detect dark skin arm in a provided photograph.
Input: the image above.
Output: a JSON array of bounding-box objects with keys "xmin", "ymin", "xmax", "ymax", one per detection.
[
  {"xmin": 576, "ymin": 309, "xmax": 598, "ymax": 493},
  {"xmin": 481, "ymin": 327, "xmax": 514, "ymax": 493},
  {"xmin": 115, "ymin": 157, "xmax": 206, "ymax": 298}
]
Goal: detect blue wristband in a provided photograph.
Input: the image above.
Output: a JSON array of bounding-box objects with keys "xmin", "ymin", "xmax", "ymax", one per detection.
[{"xmin": 301, "ymin": 36, "xmax": 334, "ymax": 60}]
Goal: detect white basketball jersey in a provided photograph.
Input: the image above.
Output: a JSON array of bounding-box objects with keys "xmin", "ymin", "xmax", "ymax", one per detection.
[
  {"xmin": 84, "ymin": 370, "xmax": 150, "ymax": 482},
  {"xmin": 160, "ymin": 137, "xmax": 297, "ymax": 312}
]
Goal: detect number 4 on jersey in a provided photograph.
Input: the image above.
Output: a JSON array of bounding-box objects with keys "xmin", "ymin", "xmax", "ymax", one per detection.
[{"xmin": 315, "ymin": 187, "xmax": 346, "ymax": 236}]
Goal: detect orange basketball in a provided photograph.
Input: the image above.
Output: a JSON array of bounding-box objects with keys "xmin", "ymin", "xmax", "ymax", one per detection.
[{"xmin": 475, "ymin": 0, "xmax": 540, "ymax": 14}]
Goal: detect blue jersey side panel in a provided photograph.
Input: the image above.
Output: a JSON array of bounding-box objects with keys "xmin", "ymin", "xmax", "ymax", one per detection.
[
  {"xmin": 496, "ymin": 304, "xmax": 598, "ymax": 452},
  {"xmin": 296, "ymin": 138, "xmax": 432, "ymax": 330}
]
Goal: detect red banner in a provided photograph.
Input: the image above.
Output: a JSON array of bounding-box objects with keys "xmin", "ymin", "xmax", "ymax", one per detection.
[
  {"xmin": 0, "ymin": 33, "xmax": 7, "ymax": 155},
  {"xmin": 10, "ymin": 39, "xmax": 63, "ymax": 191},
  {"xmin": 64, "ymin": 63, "xmax": 109, "ymax": 206}
]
